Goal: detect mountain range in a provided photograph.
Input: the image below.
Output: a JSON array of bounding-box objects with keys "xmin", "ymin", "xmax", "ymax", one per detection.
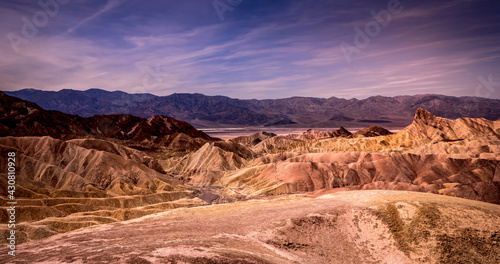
[
  {"xmin": 0, "ymin": 91, "xmax": 216, "ymax": 151},
  {"xmin": 5, "ymin": 89, "xmax": 500, "ymax": 128}
]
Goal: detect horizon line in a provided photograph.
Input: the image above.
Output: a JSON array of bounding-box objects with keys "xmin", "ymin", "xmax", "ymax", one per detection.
[{"xmin": 4, "ymin": 88, "xmax": 499, "ymax": 102}]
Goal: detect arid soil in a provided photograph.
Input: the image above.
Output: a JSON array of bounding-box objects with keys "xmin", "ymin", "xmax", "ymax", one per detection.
[
  {"xmin": 1, "ymin": 91, "xmax": 499, "ymax": 263},
  {"xmin": 1, "ymin": 191, "xmax": 499, "ymax": 264}
]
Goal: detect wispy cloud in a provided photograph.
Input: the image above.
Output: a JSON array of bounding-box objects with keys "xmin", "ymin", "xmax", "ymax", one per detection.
[
  {"xmin": 0, "ymin": 0, "xmax": 499, "ymax": 99},
  {"xmin": 65, "ymin": 0, "xmax": 126, "ymax": 34}
]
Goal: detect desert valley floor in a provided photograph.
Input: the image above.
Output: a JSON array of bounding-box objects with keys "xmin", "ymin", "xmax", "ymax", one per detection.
[{"xmin": 0, "ymin": 91, "xmax": 499, "ymax": 263}]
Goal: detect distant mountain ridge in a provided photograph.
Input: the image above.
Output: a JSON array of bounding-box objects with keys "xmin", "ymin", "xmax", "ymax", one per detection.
[
  {"xmin": 5, "ymin": 88, "xmax": 500, "ymax": 128},
  {"xmin": 0, "ymin": 91, "xmax": 216, "ymax": 151}
]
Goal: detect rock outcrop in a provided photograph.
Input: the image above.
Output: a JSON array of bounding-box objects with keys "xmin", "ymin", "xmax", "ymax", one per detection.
[
  {"xmin": 188, "ymin": 108, "xmax": 500, "ymax": 204},
  {"xmin": 229, "ymin": 131, "xmax": 277, "ymax": 147},
  {"xmin": 0, "ymin": 136, "xmax": 203, "ymax": 245},
  {"xmin": 0, "ymin": 91, "xmax": 217, "ymax": 151},
  {"xmin": 292, "ymin": 127, "xmax": 353, "ymax": 141},
  {"xmin": 353, "ymin": 125, "xmax": 392, "ymax": 137}
]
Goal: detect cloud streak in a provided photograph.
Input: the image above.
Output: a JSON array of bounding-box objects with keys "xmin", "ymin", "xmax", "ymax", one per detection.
[
  {"xmin": 65, "ymin": 0, "xmax": 126, "ymax": 34},
  {"xmin": 0, "ymin": 0, "xmax": 499, "ymax": 100}
]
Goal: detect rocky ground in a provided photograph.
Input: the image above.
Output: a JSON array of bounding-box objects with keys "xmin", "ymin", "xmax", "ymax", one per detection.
[
  {"xmin": 1, "ymin": 191, "xmax": 499, "ymax": 264},
  {"xmin": 1, "ymin": 90, "xmax": 499, "ymax": 263}
]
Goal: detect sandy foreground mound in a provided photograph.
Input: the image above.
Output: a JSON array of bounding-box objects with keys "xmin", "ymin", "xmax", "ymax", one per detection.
[{"xmin": 1, "ymin": 190, "xmax": 499, "ymax": 264}]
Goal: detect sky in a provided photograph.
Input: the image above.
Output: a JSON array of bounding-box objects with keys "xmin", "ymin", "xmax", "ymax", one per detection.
[{"xmin": 1, "ymin": 0, "xmax": 499, "ymax": 99}]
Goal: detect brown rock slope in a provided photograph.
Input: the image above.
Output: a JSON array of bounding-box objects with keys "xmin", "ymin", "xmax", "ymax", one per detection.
[
  {"xmin": 0, "ymin": 91, "xmax": 217, "ymax": 151},
  {"xmin": 291, "ymin": 108, "xmax": 500, "ymax": 154},
  {"xmin": 0, "ymin": 136, "xmax": 204, "ymax": 245},
  {"xmin": 3, "ymin": 191, "xmax": 499, "ymax": 263},
  {"xmin": 290, "ymin": 128, "xmax": 351, "ymax": 141},
  {"xmin": 220, "ymin": 152, "xmax": 500, "ymax": 204},
  {"xmin": 230, "ymin": 131, "xmax": 277, "ymax": 147},
  {"xmin": 0, "ymin": 92, "xmax": 219, "ymax": 245},
  {"xmin": 170, "ymin": 141, "xmax": 254, "ymax": 186},
  {"xmin": 172, "ymin": 109, "xmax": 500, "ymax": 204},
  {"xmin": 1, "ymin": 95, "xmax": 499, "ymax": 256},
  {"xmin": 352, "ymin": 125, "xmax": 393, "ymax": 137}
]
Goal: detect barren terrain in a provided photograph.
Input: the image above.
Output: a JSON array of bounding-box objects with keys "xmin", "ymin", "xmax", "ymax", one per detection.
[
  {"xmin": 2, "ymin": 191, "xmax": 499, "ymax": 263},
  {"xmin": 1, "ymin": 91, "xmax": 499, "ymax": 263}
]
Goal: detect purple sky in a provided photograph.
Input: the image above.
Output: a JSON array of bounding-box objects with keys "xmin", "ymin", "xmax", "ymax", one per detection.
[{"xmin": 1, "ymin": 0, "xmax": 500, "ymax": 99}]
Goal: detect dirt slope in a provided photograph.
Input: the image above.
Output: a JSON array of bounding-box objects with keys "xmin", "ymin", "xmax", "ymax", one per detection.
[
  {"xmin": 2, "ymin": 191, "xmax": 498, "ymax": 264},
  {"xmin": 0, "ymin": 136, "xmax": 203, "ymax": 245}
]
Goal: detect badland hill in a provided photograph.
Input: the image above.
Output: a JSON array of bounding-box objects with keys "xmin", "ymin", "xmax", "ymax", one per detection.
[{"xmin": 0, "ymin": 92, "xmax": 499, "ymax": 263}]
